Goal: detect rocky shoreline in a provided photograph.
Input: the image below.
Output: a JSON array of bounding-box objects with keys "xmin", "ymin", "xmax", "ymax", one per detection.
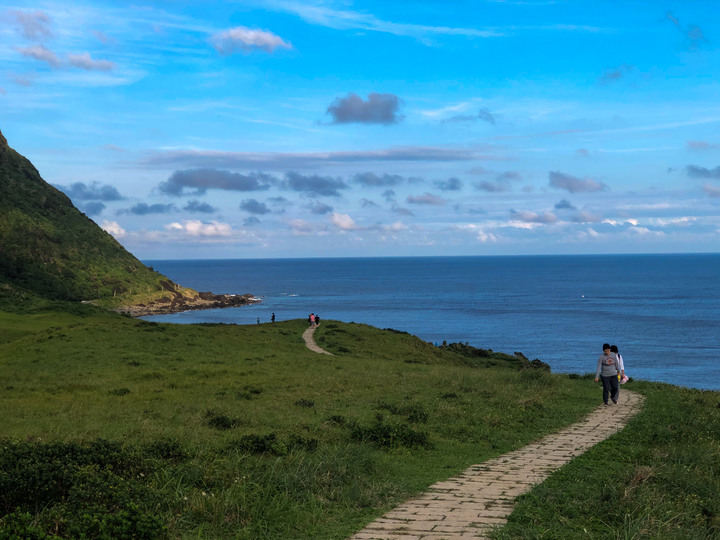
[{"xmin": 116, "ymin": 290, "xmax": 260, "ymax": 317}]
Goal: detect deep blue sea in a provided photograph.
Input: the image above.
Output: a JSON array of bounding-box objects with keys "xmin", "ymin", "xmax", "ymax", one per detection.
[{"xmin": 142, "ymin": 254, "xmax": 720, "ymax": 391}]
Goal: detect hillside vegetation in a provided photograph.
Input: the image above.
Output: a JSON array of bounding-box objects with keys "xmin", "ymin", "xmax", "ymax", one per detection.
[
  {"xmin": 0, "ymin": 130, "xmax": 183, "ymax": 305},
  {"xmin": 1, "ymin": 304, "xmax": 718, "ymax": 538},
  {"xmin": 0, "ymin": 303, "xmax": 595, "ymax": 538}
]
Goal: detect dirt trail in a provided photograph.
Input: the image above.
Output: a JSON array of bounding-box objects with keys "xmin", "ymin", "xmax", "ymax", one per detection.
[
  {"xmin": 302, "ymin": 325, "xmax": 334, "ymax": 355},
  {"xmin": 350, "ymin": 390, "xmax": 645, "ymax": 539}
]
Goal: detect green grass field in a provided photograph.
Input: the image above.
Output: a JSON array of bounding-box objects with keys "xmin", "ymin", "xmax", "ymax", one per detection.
[{"xmin": 1, "ymin": 304, "xmax": 718, "ymax": 538}]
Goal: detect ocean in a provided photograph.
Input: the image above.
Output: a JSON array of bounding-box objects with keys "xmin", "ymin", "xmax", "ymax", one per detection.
[{"xmin": 142, "ymin": 254, "xmax": 720, "ymax": 391}]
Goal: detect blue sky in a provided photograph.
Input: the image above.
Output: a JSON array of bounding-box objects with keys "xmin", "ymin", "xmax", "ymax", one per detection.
[{"xmin": 2, "ymin": 0, "xmax": 719, "ymax": 259}]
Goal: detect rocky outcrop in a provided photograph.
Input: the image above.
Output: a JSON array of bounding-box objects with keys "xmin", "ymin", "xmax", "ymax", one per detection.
[{"xmin": 116, "ymin": 291, "xmax": 260, "ymax": 317}]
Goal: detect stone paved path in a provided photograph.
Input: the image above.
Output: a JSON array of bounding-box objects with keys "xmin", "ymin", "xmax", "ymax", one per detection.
[
  {"xmin": 350, "ymin": 390, "xmax": 644, "ymax": 539},
  {"xmin": 302, "ymin": 325, "xmax": 334, "ymax": 355}
]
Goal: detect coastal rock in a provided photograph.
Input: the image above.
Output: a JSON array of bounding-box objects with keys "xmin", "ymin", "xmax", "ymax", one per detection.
[{"xmin": 116, "ymin": 292, "xmax": 260, "ymax": 317}]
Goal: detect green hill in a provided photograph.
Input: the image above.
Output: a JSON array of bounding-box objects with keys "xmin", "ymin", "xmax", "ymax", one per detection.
[
  {"xmin": 0, "ymin": 129, "xmax": 171, "ymax": 303},
  {"xmin": 0, "ymin": 129, "xmax": 176, "ymax": 306},
  {"xmin": 1, "ymin": 310, "xmax": 718, "ymax": 539}
]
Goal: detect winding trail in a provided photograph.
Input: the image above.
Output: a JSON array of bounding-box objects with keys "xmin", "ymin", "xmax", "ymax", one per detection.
[
  {"xmin": 302, "ymin": 325, "xmax": 334, "ymax": 356},
  {"xmin": 350, "ymin": 390, "xmax": 645, "ymax": 539}
]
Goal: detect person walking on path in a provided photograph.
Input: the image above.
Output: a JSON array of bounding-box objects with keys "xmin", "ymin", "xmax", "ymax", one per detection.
[
  {"xmin": 595, "ymin": 343, "xmax": 621, "ymax": 406},
  {"xmin": 611, "ymin": 344, "xmax": 627, "ymax": 383},
  {"xmin": 271, "ymin": 312, "xmax": 275, "ymax": 323}
]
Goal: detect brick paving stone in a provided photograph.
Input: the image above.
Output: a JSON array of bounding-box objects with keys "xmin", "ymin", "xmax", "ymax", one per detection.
[{"xmin": 349, "ymin": 390, "xmax": 644, "ymax": 540}]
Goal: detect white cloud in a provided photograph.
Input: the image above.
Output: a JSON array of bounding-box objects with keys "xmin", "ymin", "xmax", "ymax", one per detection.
[
  {"xmin": 617, "ymin": 202, "xmax": 678, "ymax": 211},
  {"xmin": 165, "ymin": 220, "xmax": 232, "ymax": 237},
  {"xmin": 101, "ymin": 220, "xmax": 127, "ymax": 238},
  {"xmin": 271, "ymin": 1, "xmax": 503, "ymax": 40},
  {"xmin": 649, "ymin": 217, "xmax": 695, "ymax": 227},
  {"xmin": 289, "ymin": 219, "xmax": 316, "ymax": 234},
  {"xmin": 211, "ymin": 27, "xmax": 292, "ymax": 54},
  {"xmin": 627, "ymin": 226, "xmax": 664, "ymax": 238},
  {"xmin": 421, "ymin": 100, "xmax": 474, "ymax": 118},
  {"xmin": 382, "ymin": 221, "xmax": 407, "ymax": 232},
  {"xmin": 506, "ymin": 221, "xmax": 540, "ymax": 230},
  {"xmin": 476, "ymin": 230, "xmax": 498, "ymax": 243},
  {"xmin": 576, "ymin": 228, "xmax": 603, "ymax": 240},
  {"xmin": 511, "ymin": 210, "xmax": 558, "ymax": 224},
  {"xmin": 330, "ymin": 212, "xmax": 357, "ymax": 230},
  {"xmin": 602, "ymin": 218, "xmax": 638, "ymax": 227}
]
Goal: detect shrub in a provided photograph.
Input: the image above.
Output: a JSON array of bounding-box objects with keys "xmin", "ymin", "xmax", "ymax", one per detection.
[
  {"xmin": 383, "ymin": 328, "xmax": 410, "ymax": 335},
  {"xmin": 230, "ymin": 433, "xmax": 287, "ymax": 456},
  {"xmin": 327, "ymin": 415, "xmax": 347, "ymax": 426},
  {"xmin": 295, "ymin": 398, "xmax": 315, "ymax": 408},
  {"xmin": 0, "ymin": 439, "xmax": 165, "ymax": 538},
  {"xmin": 376, "ymin": 401, "xmax": 430, "ymax": 423},
  {"xmin": 288, "ymin": 435, "xmax": 319, "ymax": 452},
  {"xmin": 205, "ymin": 410, "xmax": 241, "ymax": 430},
  {"xmin": 142, "ymin": 440, "xmax": 188, "ymax": 462},
  {"xmin": 350, "ymin": 421, "xmax": 431, "ymax": 450},
  {"xmin": 235, "ymin": 385, "xmax": 263, "ymax": 400},
  {"xmin": 0, "ymin": 511, "xmax": 51, "ymax": 539},
  {"xmin": 136, "ymin": 320, "xmax": 165, "ymax": 332}
]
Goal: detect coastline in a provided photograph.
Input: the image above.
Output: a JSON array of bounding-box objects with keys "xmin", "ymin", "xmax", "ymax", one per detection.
[{"xmin": 115, "ymin": 291, "xmax": 260, "ymax": 317}]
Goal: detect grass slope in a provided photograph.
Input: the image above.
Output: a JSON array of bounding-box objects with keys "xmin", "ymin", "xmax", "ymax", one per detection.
[
  {"xmin": 1, "ymin": 306, "xmax": 593, "ymax": 539},
  {"xmin": 0, "ymin": 130, "xmax": 179, "ymax": 305},
  {"xmin": 0, "ymin": 306, "xmax": 718, "ymax": 538}
]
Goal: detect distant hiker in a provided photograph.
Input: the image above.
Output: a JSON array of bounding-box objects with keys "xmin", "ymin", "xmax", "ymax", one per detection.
[
  {"xmin": 271, "ymin": 312, "xmax": 275, "ymax": 323},
  {"xmin": 257, "ymin": 317, "xmax": 260, "ymax": 325},
  {"xmin": 314, "ymin": 314, "xmax": 320, "ymax": 326},
  {"xmin": 309, "ymin": 313, "xmax": 315, "ymax": 328},
  {"xmin": 611, "ymin": 344, "xmax": 628, "ymax": 384},
  {"xmin": 595, "ymin": 343, "xmax": 621, "ymax": 406}
]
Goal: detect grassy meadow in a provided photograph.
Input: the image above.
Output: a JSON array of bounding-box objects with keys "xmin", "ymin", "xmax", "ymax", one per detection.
[{"xmin": 1, "ymin": 302, "xmax": 719, "ymax": 538}]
